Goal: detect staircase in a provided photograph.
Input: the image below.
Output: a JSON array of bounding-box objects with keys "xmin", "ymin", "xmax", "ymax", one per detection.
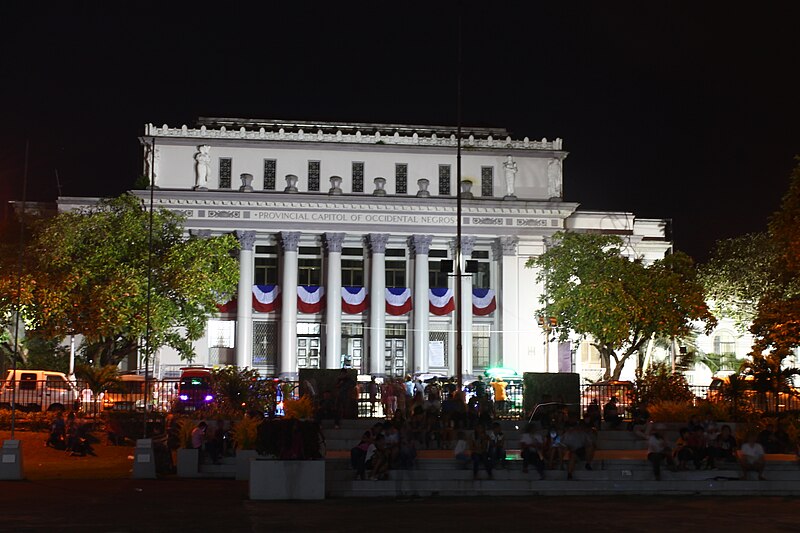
[{"xmin": 320, "ymin": 419, "xmax": 800, "ymax": 497}]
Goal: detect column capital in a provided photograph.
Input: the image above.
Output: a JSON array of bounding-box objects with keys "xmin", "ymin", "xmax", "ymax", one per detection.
[
  {"xmin": 324, "ymin": 232, "xmax": 346, "ymax": 254},
  {"xmin": 189, "ymin": 229, "xmax": 212, "ymax": 239},
  {"xmin": 368, "ymin": 233, "xmax": 390, "ymax": 254},
  {"xmin": 408, "ymin": 234, "xmax": 433, "ymax": 256},
  {"xmin": 492, "ymin": 236, "xmax": 518, "ymax": 259},
  {"xmin": 234, "ymin": 230, "xmax": 257, "ymax": 251},
  {"xmin": 450, "ymin": 235, "xmax": 477, "ymax": 257},
  {"xmin": 280, "ymin": 231, "xmax": 301, "ymax": 252}
]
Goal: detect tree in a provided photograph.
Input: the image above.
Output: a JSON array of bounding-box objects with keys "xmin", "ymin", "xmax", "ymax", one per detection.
[
  {"xmin": 75, "ymin": 363, "xmax": 120, "ymax": 396},
  {"xmin": 741, "ymin": 352, "xmax": 800, "ymax": 415},
  {"xmin": 0, "ymin": 194, "xmax": 240, "ymax": 366},
  {"xmin": 700, "ymin": 233, "xmax": 784, "ymax": 328},
  {"xmin": 528, "ymin": 232, "xmax": 715, "ymax": 380}
]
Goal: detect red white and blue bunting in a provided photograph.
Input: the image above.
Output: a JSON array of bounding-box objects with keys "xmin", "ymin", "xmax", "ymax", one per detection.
[
  {"xmin": 298, "ymin": 285, "xmax": 325, "ymax": 314},
  {"xmin": 472, "ymin": 288, "xmax": 497, "ymax": 316},
  {"xmin": 429, "ymin": 287, "xmax": 455, "ymax": 316},
  {"xmin": 216, "ymin": 298, "xmax": 237, "ymax": 314},
  {"xmin": 252, "ymin": 284, "xmax": 281, "ymax": 313},
  {"xmin": 385, "ymin": 287, "xmax": 412, "ymax": 316},
  {"xmin": 342, "ymin": 286, "xmax": 368, "ymax": 314}
]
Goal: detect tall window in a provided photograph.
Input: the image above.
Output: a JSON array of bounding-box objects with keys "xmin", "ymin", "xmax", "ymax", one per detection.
[
  {"xmin": 395, "ymin": 163, "xmax": 408, "ymax": 194},
  {"xmin": 263, "ymin": 159, "xmax": 277, "ymax": 190},
  {"xmin": 308, "ymin": 161, "xmax": 321, "ymax": 191},
  {"xmin": 342, "ymin": 247, "xmax": 364, "ymax": 286},
  {"xmin": 481, "ymin": 166, "xmax": 494, "ymax": 197},
  {"xmin": 438, "ymin": 164, "xmax": 451, "ymax": 195},
  {"xmin": 298, "ymin": 246, "xmax": 322, "ymax": 286},
  {"xmin": 219, "ymin": 157, "xmax": 232, "ymax": 189},
  {"xmin": 352, "ymin": 161, "xmax": 364, "ymax": 192},
  {"xmin": 252, "ymin": 321, "xmax": 278, "ymax": 373},
  {"xmin": 471, "ymin": 250, "xmax": 491, "ymax": 289},
  {"xmin": 385, "ymin": 249, "xmax": 406, "ymax": 287},
  {"xmin": 428, "ymin": 249, "xmax": 449, "ymax": 288},
  {"xmin": 255, "ymin": 245, "xmax": 279, "ymax": 285},
  {"xmin": 713, "ymin": 332, "xmax": 736, "ymax": 355},
  {"xmin": 472, "ymin": 324, "xmax": 491, "ymax": 370}
]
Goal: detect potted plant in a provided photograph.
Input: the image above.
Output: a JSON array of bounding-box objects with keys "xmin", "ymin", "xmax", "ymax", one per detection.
[
  {"xmin": 249, "ymin": 399, "xmax": 325, "ymax": 500},
  {"xmin": 232, "ymin": 416, "xmax": 261, "ymax": 480},
  {"xmin": 176, "ymin": 418, "xmax": 200, "ymax": 478}
]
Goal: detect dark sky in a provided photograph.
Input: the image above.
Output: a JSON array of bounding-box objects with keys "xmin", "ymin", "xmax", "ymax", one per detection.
[{"xmin": 2, "ymin": 2, "xmax": 799, "ymax": 261}]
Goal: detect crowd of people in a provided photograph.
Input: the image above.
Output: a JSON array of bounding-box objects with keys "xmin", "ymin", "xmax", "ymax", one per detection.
[
  {"xmin": 45, "ymin": 411, "xmax": 98, "ymax": 456},
  {"xmin": 643, "ymin": 415, "xmax": 797, "ymax": 481}
]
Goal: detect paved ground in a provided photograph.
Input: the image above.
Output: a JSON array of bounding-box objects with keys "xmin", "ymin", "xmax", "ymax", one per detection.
[{"xmin": 1, "ymin": 478, "xmax": 799, "ymax": 532}]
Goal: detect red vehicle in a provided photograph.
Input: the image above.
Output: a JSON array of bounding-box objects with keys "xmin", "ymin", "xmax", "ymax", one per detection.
[{"xmin": 174, "ymin": 368, "xmax": 214, "ymax": 413}]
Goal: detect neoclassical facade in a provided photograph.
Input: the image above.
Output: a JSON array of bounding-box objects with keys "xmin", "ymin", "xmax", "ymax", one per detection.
[{"xmin": 63, "ymin": 118, "xmax": 671, "ymax": 380}]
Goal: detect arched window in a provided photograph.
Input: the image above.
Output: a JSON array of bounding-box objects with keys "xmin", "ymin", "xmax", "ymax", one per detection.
[{"xmin": 713, "ymin": 331, "xmax": 736, "ymax": 355}]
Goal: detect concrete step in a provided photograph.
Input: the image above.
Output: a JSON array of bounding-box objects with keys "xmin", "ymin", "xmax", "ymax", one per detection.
[{"xmin": 326, "ymin": 478, "xmax": 800, "ymax": 497}]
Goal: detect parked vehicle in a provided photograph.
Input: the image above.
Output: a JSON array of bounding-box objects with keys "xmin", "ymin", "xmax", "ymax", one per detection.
[
  {"xmin": 102, "ymin": 374, "xmax": 147, "ymax": 412},
  {"xmin": 173, "ymin": 367, "xmax": 214, "ymax": 413},
  {"xmin": 0, "ymin": 370, "xmax": 79, "ymax": 412}
]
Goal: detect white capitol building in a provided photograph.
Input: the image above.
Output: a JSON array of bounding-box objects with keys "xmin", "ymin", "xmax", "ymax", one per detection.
[{"xmin": 62, "ymin": 117, "xmax": 671, "ymax": 381}]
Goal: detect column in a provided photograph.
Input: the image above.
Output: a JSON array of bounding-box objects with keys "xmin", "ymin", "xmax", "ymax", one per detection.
[
  {"xmin": 235, "ymin": 230, "xmax": 256, "ymax": 368},
  {"xmin": 324, "ymin": 232, "xmax": 345, "ymax": 370},
  {"xmin": 496, "ymin": 236, "xmax": 519, "ymax": 372},
  {"xmin": 368, "ymin": 233, "xmax": 389, "ymax": 376},
  {"xmin": 410, "ymin": 234, "xmax": 433, "ymax": 374},
  {"xmin": 456, "ymin": 236, "xmax": 476, "ymax": 378},
  {"xmin": 489, "ymin": 242, "xmax": 502, "ymax": 368},
  {"xmin": 279, "ymin": 231, "xmax": 301, "ymax": 377}
]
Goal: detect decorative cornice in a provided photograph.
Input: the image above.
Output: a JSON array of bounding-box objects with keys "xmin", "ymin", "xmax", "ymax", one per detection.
[{"xmin": 144, "ymin": 123, "xmax": 563, "ymax": 151}]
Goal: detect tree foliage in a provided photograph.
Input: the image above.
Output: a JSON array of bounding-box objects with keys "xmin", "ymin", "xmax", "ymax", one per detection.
[
  {"xmin": 75, "ymin": 363, "xmax": 120, "ymax": 395},
  {"xmin": 700, "ymin": 233, "xmax": 784, "ymax": 328},
  {"xmin": 0, "ymin": 194, "xmax": 239, "ymax": 366},
  {"xmin": 210, "ymin": 366, "xmax": 276, "ymax": 416},
  {"xmin": 632, "ymin": 362, "xmax": 694, "ymax": 407},
  {"xmin": 528, "ymin": 232, "xmax": 715, "ymax": 380}
]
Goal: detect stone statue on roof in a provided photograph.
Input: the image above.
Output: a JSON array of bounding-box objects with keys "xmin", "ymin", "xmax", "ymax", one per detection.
[
  {"xmin": 194, "ymin": 145, "xmax": 211, "ymax": 190},
  {"xmin": 503, "ymin": 155, "xmax": 518, "ymax": 198}
]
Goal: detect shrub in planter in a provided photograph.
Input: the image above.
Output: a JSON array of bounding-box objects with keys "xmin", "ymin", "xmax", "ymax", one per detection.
[
  {"xmin": 232, "ymin": 416, "xmax": 261, "ymax": 451},
  {"xmin": 256, "ymin": 419, "xmax": 323, "ymax": 460},
  {"xmin": 646, "ymin": 400, "xmax": 695, "ymax": 423}
]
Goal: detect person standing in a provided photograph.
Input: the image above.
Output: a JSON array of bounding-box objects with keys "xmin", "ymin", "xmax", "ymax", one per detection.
[{"xmin": 490, "ymin": 377, "xmax": 508, "ymax": 415}]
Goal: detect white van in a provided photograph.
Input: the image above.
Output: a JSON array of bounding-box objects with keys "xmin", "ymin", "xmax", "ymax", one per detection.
[{"xmin": 0, "ymin": 370, "xmax": 79, "ymax": 412}]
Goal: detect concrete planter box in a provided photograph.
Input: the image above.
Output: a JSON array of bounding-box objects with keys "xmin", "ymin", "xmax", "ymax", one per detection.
[
  {"xmin": 177, "ymin": 448, "xmax": 199, "ymax": 478},
  {"xmin": 235, "ymin": 450, "xmax": 258, "ymax": 481},
  {"xmin": 249, "ymin": 459, "xmax": 325, "ymax": 500}
]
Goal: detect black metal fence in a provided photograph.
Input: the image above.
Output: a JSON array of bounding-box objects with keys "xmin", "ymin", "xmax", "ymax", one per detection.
[{"xmin": 4, "ymin": 378, "xmax": 798, "ymax": 419}]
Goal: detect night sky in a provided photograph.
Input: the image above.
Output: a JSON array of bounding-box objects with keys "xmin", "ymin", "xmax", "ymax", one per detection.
[{"xmin": 2, "ymin": 2, "xmax": 798, "ymax": 261}]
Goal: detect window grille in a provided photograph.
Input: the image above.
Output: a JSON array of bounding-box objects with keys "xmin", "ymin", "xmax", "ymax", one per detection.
[
  {"xmin": 438, "ymin": 164, "xmax": 451, "ymax": 195},
  {"xmin": 395, "ymin": 163, "xmax": 408, "ymax": 194},
  {"xmin": 219, "ymin": 158, "xmax": 232, "ymax": 189},
  {"xmin": 481, "ymin": 166, "xmax": 494, "ymax": 197},
  {"xmin": 264, "ymin": 159, "xmax": 277, "ymax": 190},
  {"xmin": 308, "ymin": 161, "xmax": 320, "ymax": 191},
  {"xmin": 352, "ymin": 162, "xmax": 364, "ymax": 192},
  {"xmin": 252, "ymin": 321, "xmax": 278, "ymax": 374}
]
